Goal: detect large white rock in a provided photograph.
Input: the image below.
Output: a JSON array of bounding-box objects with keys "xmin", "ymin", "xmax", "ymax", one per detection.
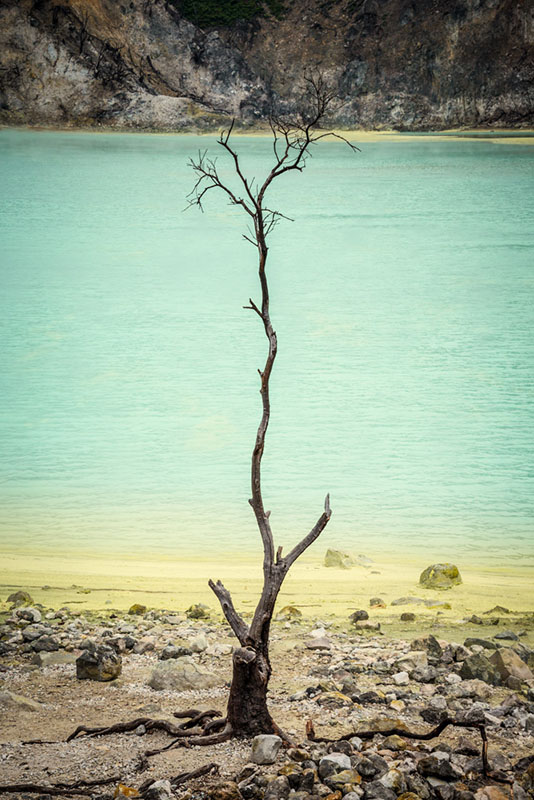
[
  {"xmin": 251, "ymin": 734, "xmax": 282, "ymax": 764},
  {"xmin": 148, "ymin": 656, "xmax": 219, "ymax": 691}
]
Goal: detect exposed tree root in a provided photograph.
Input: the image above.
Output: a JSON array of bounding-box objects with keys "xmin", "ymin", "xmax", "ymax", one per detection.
[
  {"xmin": 202, "ymin": 715, "xmax": 228, "ymax": 735},
  {"xmin": 67, "ymin": 709, "xmax": 221, "ymax": 742},
  {"xmin": 306, "ymin": 716, "xmax": 515, "ymax": 783},
  {"xmin": 145, "ymin": 724, "xmax": 234, "ymax": 757},
  {"xmin": 0, "ymin": 775, "xmax": 120, "ymax": 796},
  {"xmin": 173, "ymin": 709, "xmax": 222, "ymax": 730}
]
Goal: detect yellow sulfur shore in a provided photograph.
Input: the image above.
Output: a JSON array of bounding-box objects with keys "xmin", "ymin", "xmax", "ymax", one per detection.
[{"xmin": 1, "ymin": 549, "xmax": 533, "ymax": 632}]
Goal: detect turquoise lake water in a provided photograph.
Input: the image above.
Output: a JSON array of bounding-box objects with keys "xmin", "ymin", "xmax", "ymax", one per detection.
[{"xmin": 0, "ymin": 129, "xmax": 533, "ymax": 563}]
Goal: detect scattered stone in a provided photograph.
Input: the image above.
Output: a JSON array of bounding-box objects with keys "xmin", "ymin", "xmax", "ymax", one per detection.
[
  {"xmin": 474, "ymin": 788, "xmax": 511, "ymax": 800},
  {"xmin": 370, "ymin": 598, "xmax": 386, "ymax": 609},
  {"xmin": 382, "ymin": 735, "xmax": 407, "ymax": 751},
  {"xmin": 468, "ymin": 614, "xmax": 484, "ymax": 625},
  {"xmin": 316, "ymin": 691, "xmax": 353, "ymax": 708},
  {"xmin": 76, "ymin": 645, "xmax": 122, "ymax": 681},
  {"xmin": 464, "ymin": 638, "xmax": 497, "ymax": 650},
  {"xmin": 32, "ymin": 634, "xmax": 60, "ymax": 652},
  {"xmin": 318, "ymin": 753, "xmax": 352, "ymax": 779},
  {"xmin": 494, "ymin": 630, "xmax": 519, "ymax": 641},
  {"xmin": 459, "ymin": 653, "xmax": 501, "ymax": 685},
  {"xmin": 7, "ymin": 590, "xmax": 33, "ymax": 606},
  {"xmin": 210, "ymin": 781, "xmax": 242, "ymax": 800},
  {"xmin": 185, "ymin": 603, "xmax": 210, "ymax": 619},
  {"xmin": 350, "ymin": 610, "xmax": 369, "ymax": 622},
  {"xmin": 424, "ymin": 599, "xmax": 452, "ymax": 609},
  {"xmin": 419, "ymin": 563, "xmax": 462, "ymax": 590},
  {"xmin": 252, "ymin": 734, "xmax": 282, "ymax": 765},
  {"xmin": 21, "ymin": 623, "xmax": 47, "ymax": 642},
  {"xmin": 379, "ymin": 768, "xmax": 407, "ymax": 794},
  {"xmin": 396, "ymin": 650, "xmax": 428, "ymax": 670},
  {"xmin": 400, "ymin": 612, "xmax": 416, "ymax": 622},
  {"xmin": 484, "ymin": 606, "xmax": 510, "ymax": 615},
  {"xmin": 355, "ymin": 620, "xmax": 381, "ymax": 632},
  {"xmin": 160, "ymin": 644, "xmax": 192, "ymax": 660},
  {"xmin": 264, "ymin": 775, "xmax": 290, "ymax": 800},
  {"xmin": 144, "ymin": 779, "xmax": 173, "ymax": 800},
  {"xmin": 189, "ymin": 633, "xmax": 209, "ymax": 652},
  {"xmin": 128, "ymin": 603, "xmax": 147, "ymax": 615},
  {"xmin": 16, "ymin": 606, "xmax": 42, "ymax": 623},
  {"xmin": 148, "ymin": 656, "xmax": 219, "ymax": 691},
  {"xmin": 306, "ymin": 637, "xmax": 331, "ymax": 650},
  {"xmin": 364, "ymin": 780, "xmax": 396, "ymax": 799},
  {"xmin": 134, "ymin": 638, "xmax": 156, "ymax": 654},
  {"xmin": 489, "ymin": 648, "xmax": 533, "ymax": 682},
  {"xmin": 410, "ymin": 635, "xmax": 443, "ymax": 658},
  {"xmin": 417, "ymin": 753, "xmax": 463, "ymax": 781},
  {"xmin": 324, "ymin": 548, "xmax": 355, "ymax": 569},
  {"xmin": 326, "ymin": 768, "xmax": 362, "ymax": 789},
  {"xmin": 392, "ymin": 671, "xmax": 410, "ymax": 686}
]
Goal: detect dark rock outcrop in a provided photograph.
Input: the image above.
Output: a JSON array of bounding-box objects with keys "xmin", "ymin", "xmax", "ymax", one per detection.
[{"xmin": 0, "ymin": 0, "xmax": 532, "ymax": 130}]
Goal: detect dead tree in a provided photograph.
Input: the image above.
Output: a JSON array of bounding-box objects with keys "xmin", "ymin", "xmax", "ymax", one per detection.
[{"xmin": 185, "ymin": 77, "xmax": 357, "ymax": 742}]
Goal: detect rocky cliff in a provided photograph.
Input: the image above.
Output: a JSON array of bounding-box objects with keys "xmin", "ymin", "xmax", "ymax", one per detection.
[{"xmin": 1, "ymin": 0, "xmax": 532, "ymax": 130}]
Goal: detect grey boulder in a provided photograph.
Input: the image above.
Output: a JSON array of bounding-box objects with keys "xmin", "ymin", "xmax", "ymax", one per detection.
[
  {"xmin": 76, "ymin": 645, "xmax": 122, "ymax": 681},
  {"xmin": 251, "ymin": 734, "xmax": 282, "ymax": 765},
  {"xmin": 148, "ymin": 656, "xmax": 219, "ymax": 691}
]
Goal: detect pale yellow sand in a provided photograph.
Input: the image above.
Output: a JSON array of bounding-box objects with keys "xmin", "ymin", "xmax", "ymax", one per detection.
[{"xmin": 1, "ymin": 549, "xmax": 532, "ymax": 627}]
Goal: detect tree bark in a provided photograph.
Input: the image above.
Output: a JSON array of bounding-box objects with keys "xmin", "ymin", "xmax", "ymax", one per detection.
[{"xmin": 226, "ymin": 646, "xmax": 275, "ymax": 736}]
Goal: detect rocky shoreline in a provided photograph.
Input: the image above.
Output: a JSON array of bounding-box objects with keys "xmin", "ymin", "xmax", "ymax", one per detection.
[{"xmin": 1, "ymin": 590, "xmax": 534, "ymax": 800}]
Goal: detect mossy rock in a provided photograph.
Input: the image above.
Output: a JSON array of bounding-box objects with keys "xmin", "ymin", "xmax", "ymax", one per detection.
[
  {"xmin": 419, "ymin": 563, "xmax": 462, "ymax": 590},
  {"xmin": 128, "ymin": 603, "xmax": 147, "ymax": 616},
  {"xmin": 186, "ymin": 603, "xmax": 210, "ymax": 620},
  {"xmin": 7, "ymin": 590, "xmax": 33, "ymax": 607}
]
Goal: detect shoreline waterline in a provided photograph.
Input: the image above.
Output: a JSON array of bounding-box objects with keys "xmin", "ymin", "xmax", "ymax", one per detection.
[{"xmin": 1, "ymin": 123, "xmax": 534, "ymax": 145}]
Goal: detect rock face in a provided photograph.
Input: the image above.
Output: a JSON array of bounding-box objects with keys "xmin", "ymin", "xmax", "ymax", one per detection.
[
  {"xmin": 76, "ymin": 645, "xmax": 122, "ymax": 681},
  {"xmin": 419, "ymin": 563, "xmax": 462, "ymax": 590},
  {"xmin": 0, "ymin": 0, "xmax": 532, "ymax": 131},
  {"xmin": 148, "ymin": 656, "xmax": 219, "ymax": 691}
]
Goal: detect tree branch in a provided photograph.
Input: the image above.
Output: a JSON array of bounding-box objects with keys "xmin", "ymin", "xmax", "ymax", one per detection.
[
  {"xmin": 284, "ymin": 494, "xmax": 332, "ymax": 569},
  {"xmin": 208, "ymin": 579, "xmax": 250, "ymax": 645}
]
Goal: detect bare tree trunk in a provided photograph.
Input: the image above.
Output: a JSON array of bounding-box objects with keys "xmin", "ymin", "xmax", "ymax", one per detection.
[
  {"xmin": 188, "ymin": 78, "xmax": 356, "ymax": 737},
  {"xmin": 226, "ymin": 645, "xmax": 274, "ymax": 736}
]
